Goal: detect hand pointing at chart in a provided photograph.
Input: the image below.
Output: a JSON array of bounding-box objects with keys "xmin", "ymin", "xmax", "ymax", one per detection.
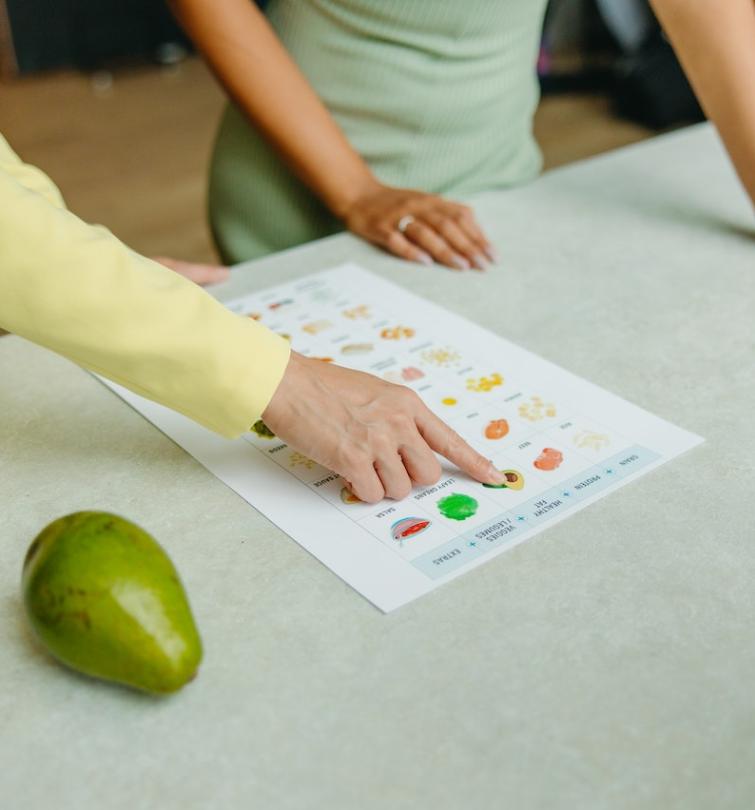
[
  {"xmin": 262, "ymin": 352, "xmax": 507, "ymax": 504},
  {"xmin": 1, "ymin": 135, "xmax": 500, "ymax": 508}
]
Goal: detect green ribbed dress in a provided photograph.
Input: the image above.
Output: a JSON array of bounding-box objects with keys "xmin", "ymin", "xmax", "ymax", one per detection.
[{"xmin": 209, "ymin": 0, "xmax": 548, "ymax": 263}]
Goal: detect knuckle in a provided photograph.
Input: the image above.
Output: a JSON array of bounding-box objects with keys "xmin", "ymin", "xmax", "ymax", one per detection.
[
  {"xmin": 444, "ymin": 428, "xmax": 464, "ymax": 454},
  {"xmin": 387, "ymin": 409, "xmax": 412, "ymax": 430},
  {"xmin": 369, "ymin": 428, "xmax": 395, "ymax": 455},
  {"xmin": 471, "ymin": 454, "xmax": 489, "ymax": 474},
  {"xmin": 480, "ymin": 452, "xmax": 494, "ymax": 470},
  {"xmin": 387, "ymin": 481, "xmax": 412, "ymax": 501},
  {"xmin": 338, "ymin": 444, "xmax": 367, "ymax": 471},
  {"xmin": 464, "ymin": 448, "xmax": 492, "ymax": 477},
  {"xmin": 358, "ymin": 484, "xmax": 384, "ymax": 504},
  {"xmin": 414, "ymin": 459, "xmax": 442, "ymax": 486},
  {"xmin": 398, "ymin": 385, "xmax": 420, "ymax": 405}
]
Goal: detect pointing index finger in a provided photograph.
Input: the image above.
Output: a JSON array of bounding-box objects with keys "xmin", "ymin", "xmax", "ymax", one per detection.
[{"xmin": 415, "ymin": 408, "xmax": 506, "ymax": 485}]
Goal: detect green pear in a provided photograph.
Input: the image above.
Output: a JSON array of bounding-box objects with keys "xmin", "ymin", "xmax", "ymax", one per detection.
[{"xmin": 22, "ymin": 512, "xmax": 202, "ymax": 694}]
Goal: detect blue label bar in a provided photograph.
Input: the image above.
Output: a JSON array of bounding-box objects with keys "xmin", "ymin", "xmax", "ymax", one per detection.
[
  {"xmin": 411, "ymin": 444, "xmax": 660, "ymax": 580},
  {"xmin": 462, "ymin": 515, "xmax": 524, "ymax": 552},
  {"xmin": 411, "ymin": 539, "xmax": 485, "ymax": 579},
  {"xmin": 601, "ymin": 445, "xmax": 660, "ymax": 481}
]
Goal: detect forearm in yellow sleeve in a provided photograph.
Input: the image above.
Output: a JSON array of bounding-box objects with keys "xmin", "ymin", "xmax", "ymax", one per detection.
[
  {"xmin": 0, "ymin": 134, "xmax": 66, "ymax": 209},
  {"xmin": 0, "ymin": 161, "xmax": 290, "ymax": 438}
]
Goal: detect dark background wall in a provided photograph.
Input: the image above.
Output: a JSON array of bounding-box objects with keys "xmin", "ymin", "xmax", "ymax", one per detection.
[
  {"xmin": 1, "ymin": 0, "xmax": 700, "ymax": 129},
  {"xmin": 3, "ymin": 0, "xmax": 189, "ymax": 73}
]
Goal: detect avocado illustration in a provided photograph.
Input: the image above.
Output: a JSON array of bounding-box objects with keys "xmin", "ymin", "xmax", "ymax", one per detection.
[
  {"xmin": 483, "ymin": 469, "xmax": 525, "ymax": 490},
  {"xmin": 22, "ymin": 512, "xmax": 202, "ymax": 694},
  {"xmin": 251, "ymin": 419, "xmax": 275, "ymax": 439}
]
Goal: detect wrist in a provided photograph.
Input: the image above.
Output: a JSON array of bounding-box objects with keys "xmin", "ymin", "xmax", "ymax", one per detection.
[
  {"xmin": 326, "ymin": 171, "xmax": 383, "ymax": 220},
  {"xmin": 262, "ymin": 350, "xmax": 303, "ymax": 423}
]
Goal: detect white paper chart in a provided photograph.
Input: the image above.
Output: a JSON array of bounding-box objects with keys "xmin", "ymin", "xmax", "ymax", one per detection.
[{"xmin": 102, "ymin": 264, "xmax": 702, "ymax": 611}]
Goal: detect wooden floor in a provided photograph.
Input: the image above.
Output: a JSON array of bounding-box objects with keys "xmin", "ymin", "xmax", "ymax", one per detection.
[{"xmin": 0, "ymin": 57, "xmax": 653, "ymax": 264}]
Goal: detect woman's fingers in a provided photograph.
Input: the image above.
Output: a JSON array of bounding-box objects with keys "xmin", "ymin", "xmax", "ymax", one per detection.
[
  {"xmin": 344, "ymin": 182, "xmax": 498, "ymax": 270},
  {"xmin": 343, "ymin": 445, "xmax": 438, "ymax": 504},
  {"xmin": 401, "ymin": 205, "xmax": 495, "ymax": 272},
  {"xmin": 424, "ymin": 212, "xmax": 488, "ymax": 270},
  {"xmin": 374, "ymin": 453, "xmax": 414, "ymax": 500},
  {"xmin": 384, "ymin": 230, "xmax": 434, "ymax": 266},
  {"xmin": 453, "ymin": 206, "xmax": 497, "ymax": 263},
  {"xmin": 262, "ymin": 353, "xmax": 501, "ymax": 507},
  {"xmin": 399, "ymin": 443, "xmax": 443, "ymax": 487},
  {"xmin": 403, "ymin": 219, "xmax": 471, "ymax": 270},
  {"xmin": 345, "ymin": 462, "xmax": 385, "ymax": 504}
]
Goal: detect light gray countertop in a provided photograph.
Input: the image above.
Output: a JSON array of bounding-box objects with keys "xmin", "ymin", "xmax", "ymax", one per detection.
[{"xmin": 1, "ymin": 124, "xmax": 754, "ymax": 809}]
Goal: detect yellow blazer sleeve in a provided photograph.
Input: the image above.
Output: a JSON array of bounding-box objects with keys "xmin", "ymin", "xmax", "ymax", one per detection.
[
  {"xmin": 0, "ymin": 141, "xmax": 290, "ymax": 438},
  {"xmin": 0, "ymin": 135, "xmax": 66, "ymax": 208}
]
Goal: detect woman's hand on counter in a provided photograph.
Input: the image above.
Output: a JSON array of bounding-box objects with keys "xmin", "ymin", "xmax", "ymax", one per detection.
[{"xmin": 342, "ymin": 181, "xmax": 497, "ymax": 272}]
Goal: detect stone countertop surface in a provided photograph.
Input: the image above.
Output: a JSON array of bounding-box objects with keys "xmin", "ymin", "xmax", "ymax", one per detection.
[{"xmin": 1, "ymin": 124, "xmax": 754, "ymax": 809}]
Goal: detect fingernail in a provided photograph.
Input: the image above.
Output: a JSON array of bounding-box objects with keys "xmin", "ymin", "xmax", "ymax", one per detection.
[
  {"xmin": 416, "ymin": 251, "xmax": 434, "ymax": 267},
  {"xmin": 451, "ymin": 255, "xmax": 471, "ymax": 270},
  {"xmin": 472, "ymin": 254, "xmax": 488, "ymax": 271},
  {"xmin": 484, "ymin": 245, "xmax": 499, "ymax": 264}
]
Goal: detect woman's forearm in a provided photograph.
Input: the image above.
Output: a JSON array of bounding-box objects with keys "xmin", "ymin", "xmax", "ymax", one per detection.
[
  {"xmin": 170, "ymin": 0, "xmax": 495, "ymax": 270},
  {"xmin": 169, "ymin": 0, "xmax": 378, "ymax": 216},
  {"xmin": 0, "ymin": 138, "xmax": 290, "ymax": 438},
  {"xmin": 651, "ymin": 0, "xmax": 755, "ymax": 206}
]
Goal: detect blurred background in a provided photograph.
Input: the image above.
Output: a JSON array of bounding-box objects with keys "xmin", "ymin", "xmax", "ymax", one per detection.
[{"xmin": 0, "ymin": 0, "xmax": 704, "ymax": 265}]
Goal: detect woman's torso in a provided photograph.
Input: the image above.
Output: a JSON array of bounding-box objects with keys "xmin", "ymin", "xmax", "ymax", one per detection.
[
  {"xmin": 210, "ymin": 0, "xmax": 548, "ymax": 261},
  {"xmin": 265, "ymin": 0, "xmax": 548, "ymax": 194}
]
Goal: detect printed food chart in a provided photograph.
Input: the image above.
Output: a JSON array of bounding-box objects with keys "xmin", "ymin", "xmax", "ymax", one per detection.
[{"xmin": 101, "ymin": 264, "xmax": 702, "ymax": 612}]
